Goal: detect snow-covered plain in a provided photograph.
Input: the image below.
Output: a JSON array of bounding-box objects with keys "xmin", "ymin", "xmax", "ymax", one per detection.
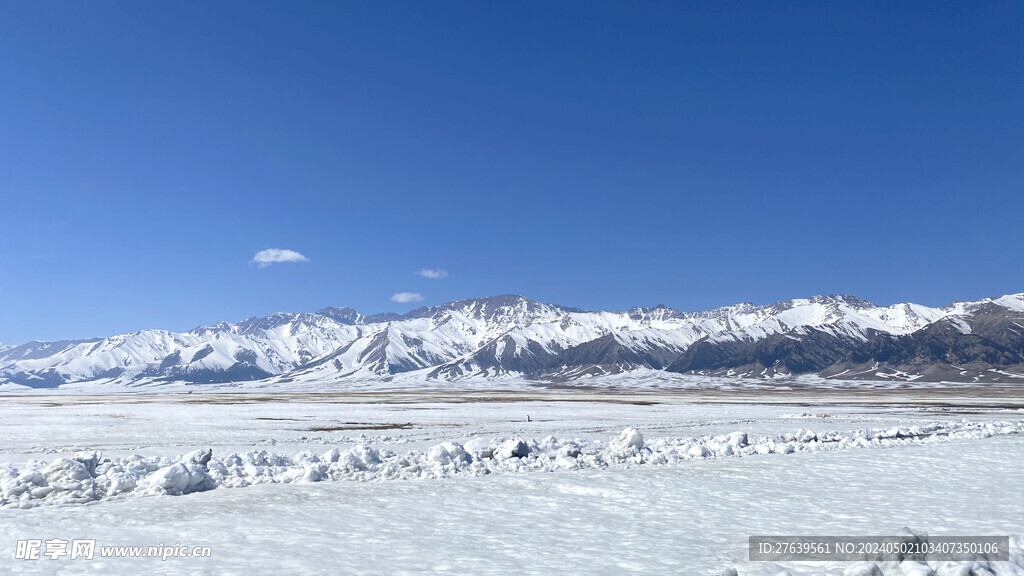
[{"xmin": 1, "ymin": 384, "xmax": 1022, "ymax": 575}]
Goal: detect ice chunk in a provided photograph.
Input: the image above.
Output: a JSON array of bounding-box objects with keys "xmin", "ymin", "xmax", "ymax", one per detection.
[
  {"xmin": 337, "ymin": 445, "xmax": 380, "ymax": 471},
  {"xmin": 558, "ymin": 443, "xmax": 582, "ymax": 458},
  {"xmin": 73, "ymin": 451, "xmax": 100, "ymax": 474},
  {"xmin": 43, "ymin": 458, "xmax": 91, "ymax": 486},
  {"xmin": 439, "ymin": 442, "xmax": 472, "ymax": 466},
  {"xmin": 182, "ymin": 449, "xmax": 213, "ymax": 466},
  {"xmin": 931, "ymin": 563, "xmax": 970, "ymax": 576},
  {"xmin": 146, "ymin": 463, "xmax": 192, "ymax": 493},
  {"xmin": 321, "ymin": 448, "xmax": 342, "ymax": 463},
  {"xmin": 844, "ymin": 562, "xmax": 883, "ymax": 576},
  {"xmin": 727, "ymin": 432, "xmax": 748, "ymax": 447},
  {"xmin": 554, "ymin": 455, "xmax": 579, "ymax": 470},
  {"xmin": 610, "ymin": 428, "xmax": 645, "ymax": 452},
  {"xmin": 496, "ymin": 437, "xmax": 530, "ymax": 459},
  {"xmin": 464, "ymin": 437, "xmax": 494, "ymax": 460},
  {"xmin": 899, "ymin": 561, "xmax": 935, "ymax": 576},
  {"xmin": 427, "ymin": 445, "xmax": 453, "ymax": 466},
  {"xmin": 687, "ymin": 444, "xmax": 711, "ymax": 458}
]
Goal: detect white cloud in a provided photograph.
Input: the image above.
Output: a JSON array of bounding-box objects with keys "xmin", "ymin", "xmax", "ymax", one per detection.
[
  {"xmin": 415, "ymin": 268, "xmax": 449, "ymax": 279},
  {"xmin": 390, "ymin": 292, "xmax": 424, "ymax": 303},
  {"xmin": 251, "ymin": 248, "xmax": 310, "ymax": 268}
]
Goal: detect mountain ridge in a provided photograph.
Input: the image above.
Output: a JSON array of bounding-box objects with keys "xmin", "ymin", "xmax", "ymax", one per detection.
[{"xmin": 2, "ymin": 292, "xmax": 1023, "ymax": 388}]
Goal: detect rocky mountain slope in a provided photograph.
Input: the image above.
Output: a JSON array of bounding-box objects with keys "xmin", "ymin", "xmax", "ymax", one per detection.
[{"xmin": 2, "ymin": 293, "xmax": 1023, "ymax": 387}]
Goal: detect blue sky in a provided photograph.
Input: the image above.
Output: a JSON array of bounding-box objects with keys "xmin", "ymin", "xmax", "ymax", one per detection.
[{"xmin": 1, "ymin": 1, "xmax": 1022, "ymax": 344}]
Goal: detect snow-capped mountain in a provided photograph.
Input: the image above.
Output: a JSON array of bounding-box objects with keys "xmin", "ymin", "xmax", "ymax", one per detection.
[
  {"xmin": 667, "ymin": 294, "xmax": 1024, "ymax": 381},
  {"xmin": 2, "ymin": 293, "xmax": 1023, "ymax": 388}
]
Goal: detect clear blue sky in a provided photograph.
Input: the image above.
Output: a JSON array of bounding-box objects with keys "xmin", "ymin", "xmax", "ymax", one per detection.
[{"xmin": 1, "ymin": 1, "xmax": 1022, "ymax": 344}]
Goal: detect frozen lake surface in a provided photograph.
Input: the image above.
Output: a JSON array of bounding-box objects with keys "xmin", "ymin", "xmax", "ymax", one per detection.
[{"xmin": 1, "ymin": 386, "xmax": 1022, "ymax": 575}]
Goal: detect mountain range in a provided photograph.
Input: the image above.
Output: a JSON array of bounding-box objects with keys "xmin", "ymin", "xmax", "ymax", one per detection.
[{"xmin": 2, "ymin": 292, "xmax": 1023, "ymax": 388}]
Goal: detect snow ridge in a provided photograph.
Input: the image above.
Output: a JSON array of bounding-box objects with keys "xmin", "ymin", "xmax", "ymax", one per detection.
[{"xmin": 2, "ymin": 419, "xmax": 1020, "ymax": 509}]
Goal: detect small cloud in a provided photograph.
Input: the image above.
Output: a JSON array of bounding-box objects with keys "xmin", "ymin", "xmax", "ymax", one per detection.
[
  {"xmin": 391, "ymin": 292, "xmax": 424, "ymax": 303},
  {"xmin": 251, "ymin": 248, "xmax": 310, "ymax": 268},
  {"xmin": 415, "ymin": 268, "xmax": 449, "ymax": 279}
]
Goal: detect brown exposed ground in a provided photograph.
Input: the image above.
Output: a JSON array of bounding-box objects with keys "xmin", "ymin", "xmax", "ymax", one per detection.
[{"xmin": 5, "ymin": 384, "xmax": 1023, "ymax": 410}]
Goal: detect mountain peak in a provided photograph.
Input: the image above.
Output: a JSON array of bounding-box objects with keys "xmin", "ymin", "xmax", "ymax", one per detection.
[
  {"xmin": 403, "ymin": 294, "xmax": 581, "ymax": 323},
  {"xmin": 811, "ymin": 294, "xmax": 875, "ymax": 308},
  {"xmin": 316, "ymin": 306, "xmax": 363, "ymax": 325},
  {"xmin": 189, "ymin": 321, "xmax": 234, "ymax": 335},
  {"xmin": 766, "ymin": 294, "xmax": 876, "ymax": 312}
]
